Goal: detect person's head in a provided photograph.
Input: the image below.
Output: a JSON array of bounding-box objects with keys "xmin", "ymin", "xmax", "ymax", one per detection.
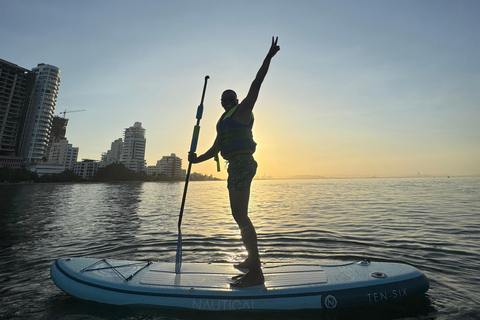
[{"xmin": 221, "ymin": 90, "xmax": 238, "ymax": 110}]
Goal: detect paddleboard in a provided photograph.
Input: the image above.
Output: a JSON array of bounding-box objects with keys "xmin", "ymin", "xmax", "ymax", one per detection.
[{"xmin": 50, "ymin": 258, "xmax": 428, "ymax": 311}]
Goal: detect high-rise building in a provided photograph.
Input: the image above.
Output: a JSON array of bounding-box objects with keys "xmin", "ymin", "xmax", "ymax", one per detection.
[
  {"xmin": 121, "ymin": 122, "xmax": 146, "ymax": 172},
  {"xmin": 50, "ymin": 116, "xmax": 68, "ymax": 142},
  {"xmin": 47, "ymin": 116, "xmax": 68, "ymax": 158},
  {"xmin": 47, "ymin": 138, "xmax": 79, "ymax": 170},
  {"xmin": 0, "ymin": 59, "xmax": 36, "ymax": 168},
  {"xmin": 21, "ymin": 63, "xmax": 61, "ymax": 163},
  {"xmin": 101, "ymin": 138, "xmax": 123, "ymax": 167}
]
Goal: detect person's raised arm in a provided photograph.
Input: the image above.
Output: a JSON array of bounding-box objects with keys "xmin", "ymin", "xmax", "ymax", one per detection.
[{"xmin": 236, "ymin": 37, "xmax": 280, "ymax": 120}]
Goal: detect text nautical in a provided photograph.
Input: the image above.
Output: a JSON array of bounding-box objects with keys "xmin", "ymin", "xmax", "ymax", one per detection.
[{"xmin": 192, "ymin": 299, "xmax": 255, "ymax": 311}]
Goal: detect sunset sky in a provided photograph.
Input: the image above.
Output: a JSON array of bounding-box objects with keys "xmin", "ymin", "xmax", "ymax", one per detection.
[{"xmin": 2, "ymin": 0, "xmax": 479, "ymax": 178}]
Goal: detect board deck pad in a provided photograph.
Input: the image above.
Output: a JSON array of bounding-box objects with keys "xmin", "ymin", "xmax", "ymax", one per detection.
[{"xmin": 141, "ymin": 263, "xmax": 327, "ymax": 289}]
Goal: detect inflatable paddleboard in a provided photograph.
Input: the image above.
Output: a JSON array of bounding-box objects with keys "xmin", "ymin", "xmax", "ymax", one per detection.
[{"xmin": 51, "ymin": 258, "xmax": 428, "ymax": 311}]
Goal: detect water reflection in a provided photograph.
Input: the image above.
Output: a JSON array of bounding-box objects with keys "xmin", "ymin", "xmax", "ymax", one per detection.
[
  {"xmin": 1, "ymin": 178, "xmax": 479, "ymax": 319},
  {"xmin": 1, "ymin": 184, "xmax": 72, "ymax": 250},
  {"xmin": 94, "ymin": 182, "xmax": 143, "ymax": 236},
  {"xmin": 46, "ymin": 183, "xmax": 149, "ymax": 259}
]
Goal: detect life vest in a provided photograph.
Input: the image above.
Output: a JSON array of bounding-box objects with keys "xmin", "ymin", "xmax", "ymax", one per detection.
[{"xmin": 214, "ymin": 105, "xmax": 256, "ymax": 171}]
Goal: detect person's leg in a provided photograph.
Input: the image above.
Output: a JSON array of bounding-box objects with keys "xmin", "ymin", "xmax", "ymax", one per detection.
[
  {"xmin": 229, "ymin": 188, "xmax": 264, "ymax": 287},
  {"xmin": 230, "ymin": 188, "xmax": 260, "ymax": 267},
  {"xmin": 226, "ymin": 154, "xmax": 263, "ymax": 287}
]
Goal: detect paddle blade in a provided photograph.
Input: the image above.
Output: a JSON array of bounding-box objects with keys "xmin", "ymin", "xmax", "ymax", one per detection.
[{"xmin": 175, "ymin": 230, "xmax": 182, "ymax": 274}]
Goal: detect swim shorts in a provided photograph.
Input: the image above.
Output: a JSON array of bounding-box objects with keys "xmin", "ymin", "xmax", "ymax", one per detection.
[{"xmin": 227, "ymin": 154, "xmax": 257, "ymax": 191}]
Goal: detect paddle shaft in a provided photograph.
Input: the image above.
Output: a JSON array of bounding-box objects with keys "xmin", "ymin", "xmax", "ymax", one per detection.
[
  {"xmin": 176, "ymin": 76, "xmax": 209, "ymax": 274},
  {"xmin": 178, "ymin": 76, "xmax": 209, "ymax": 227},
  {"xmin": 177, "ymin": 158, "xmax": 194, "ymax": 232}
]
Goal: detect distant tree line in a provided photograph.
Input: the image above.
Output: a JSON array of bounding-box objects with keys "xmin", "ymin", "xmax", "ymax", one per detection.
[
  {"xmin": 0, "ymin": 163, "xmax": 219, "ymax": 183},
  {"xmin": 0, "ymin": 167, "xmax": 39, "ymax": 183}
]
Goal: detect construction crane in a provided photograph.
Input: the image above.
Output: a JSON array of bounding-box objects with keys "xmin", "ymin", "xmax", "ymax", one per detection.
[{"xmin": 59, "ymin": 109, "xmax": 86, "ymax": 118}]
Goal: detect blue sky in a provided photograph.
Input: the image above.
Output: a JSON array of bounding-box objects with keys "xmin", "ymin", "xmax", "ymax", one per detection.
[{"xmin": 2, "ymin": 0, "xmax": 479, "ymax": 178}]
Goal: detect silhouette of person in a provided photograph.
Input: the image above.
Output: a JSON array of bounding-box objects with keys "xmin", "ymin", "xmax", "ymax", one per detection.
[{"xmin": 189, "ymin": 37, "xmax": 280, "ymax": 287}]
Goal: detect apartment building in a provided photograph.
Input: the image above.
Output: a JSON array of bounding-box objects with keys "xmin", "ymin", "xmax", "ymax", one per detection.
[
  {"xmin": 0, "ymin": 59, "xmax": 36, "ymax": 168},
  {"xmin": 157, "ymin": 153, "xmax": 184, "ymax": 178},
  {"xmin": 47, "ymin": 138, "xmax": 79, "ymax": 170},
  {"xmin": 121, "ymin": 122, "xmax": 146, "ymax": 172},
  {"xmin": 21, "ymin": 63, "xmax": 61, "ymax": 163},
  {"xmin": 101, "ymin": 138, "xmax": 123, "ymax": 167},
  {"xmin": 73, "ymin": 159, "xmax": 100, "ymax": 180}
]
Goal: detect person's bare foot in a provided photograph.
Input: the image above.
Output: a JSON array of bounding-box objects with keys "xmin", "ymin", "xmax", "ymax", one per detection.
[
  {"xmin": 234, "ymin": 258, "xmax": 251, "ymax": 270},
  {"xmin": 230, "ymin": 269, "xmax": 264, "ymax": 288}
]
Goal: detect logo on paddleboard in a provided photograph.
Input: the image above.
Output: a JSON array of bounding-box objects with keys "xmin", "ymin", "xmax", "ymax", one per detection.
[{"xmin": 324, "ymin": 295, "xmax": 338, "ymax": 308}]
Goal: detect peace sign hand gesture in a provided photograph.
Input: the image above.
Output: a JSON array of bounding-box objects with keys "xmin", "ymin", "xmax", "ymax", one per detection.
[{"xmin": 267, "ymin": 36, "xmax": 280, "ymax": 59}]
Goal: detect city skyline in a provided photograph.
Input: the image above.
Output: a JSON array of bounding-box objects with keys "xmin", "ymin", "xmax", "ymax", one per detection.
[{"xmin": 2, "ymin": 1, "xmax": 479, "ymax": 179}]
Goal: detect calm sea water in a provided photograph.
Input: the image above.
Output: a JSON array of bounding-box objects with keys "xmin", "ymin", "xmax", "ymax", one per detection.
[{"xmin": 1, "ymin": 178, "xmax": 479, "ymax": 320}]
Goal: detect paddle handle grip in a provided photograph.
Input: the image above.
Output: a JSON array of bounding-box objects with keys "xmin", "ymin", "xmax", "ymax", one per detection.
[
  {"xmin": 189, "ymin": 77, "xmax": 207, "ymax": 152},
  {"xmin": 190, "ymin": 125, "xmax": 200, "ymax": 152},
  {"xmin": 196, "ymin": 104, "xmax": 203, "ymax": 120}
]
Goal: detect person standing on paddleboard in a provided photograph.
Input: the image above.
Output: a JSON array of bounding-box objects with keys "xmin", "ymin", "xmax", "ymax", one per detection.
[{"xmin": 188, "ymin": 37, "xmax": 280, "ymax": 287}]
